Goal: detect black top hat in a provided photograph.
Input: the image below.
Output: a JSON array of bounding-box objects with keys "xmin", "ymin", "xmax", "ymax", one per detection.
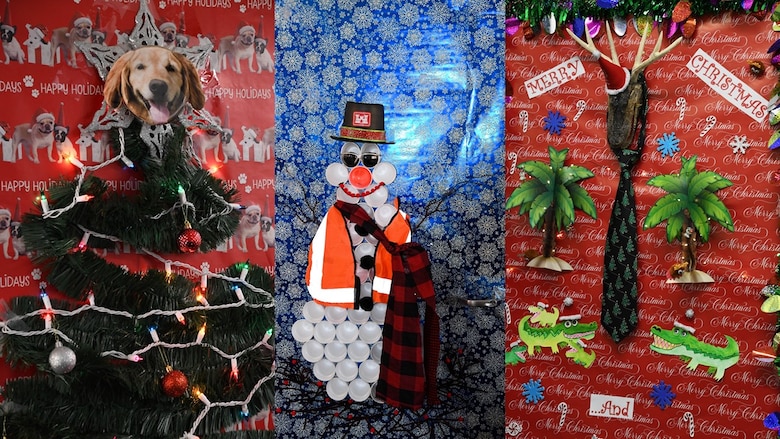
[{"xmin": 331, "ymin": 101, "xmax": 394, "ymax": 144}]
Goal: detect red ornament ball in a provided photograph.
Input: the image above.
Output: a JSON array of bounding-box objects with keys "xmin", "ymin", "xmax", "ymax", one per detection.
[
  {"xmin": 178, "ymin": 224, "xmax": 202, "ymax": 253},
  {"xmin": 162, "ymin": 369, "xmax": 189, "ymax": 398}
]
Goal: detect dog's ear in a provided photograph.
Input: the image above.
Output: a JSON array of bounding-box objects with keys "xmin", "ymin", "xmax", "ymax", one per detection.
[
  {"xmin": 104, "ymin": 51, "xmax": 132, "ymax": 109},
  {"xmin": 175, "ymin": 51, "xmax": 205, "ymax": 110}
]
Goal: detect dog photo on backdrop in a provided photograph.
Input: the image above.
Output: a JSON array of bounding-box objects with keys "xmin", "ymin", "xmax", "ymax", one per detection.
[{"xmin": 104, "ymin": 46, "xmax": 205, "ymax": 125}]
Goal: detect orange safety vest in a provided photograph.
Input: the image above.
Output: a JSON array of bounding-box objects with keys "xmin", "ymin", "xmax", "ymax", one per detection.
[{"xmin": 306, "ymin": 201, "xmax": 411, "ymax": 308}]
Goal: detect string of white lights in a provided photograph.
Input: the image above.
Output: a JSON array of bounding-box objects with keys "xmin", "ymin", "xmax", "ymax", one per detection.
[
  {"xmin": 42, "ymin": 129, "xmax": 130, "ymax": 219},
  {"xmin": 183, "ymin": 365, "xmax": 276, "ymax": 439},
  {"xmin": 101, "ymin": 328, "xmax": 273, "ymax": 362},
  {"xmin": 74, "ymin": 224, "xmax": 273, "ymax": 298}
]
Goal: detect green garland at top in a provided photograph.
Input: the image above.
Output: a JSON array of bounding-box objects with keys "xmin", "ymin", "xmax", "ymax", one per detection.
[{"xmin": 507, "ymin": 0, "xmax": 777, "ymax": 27}]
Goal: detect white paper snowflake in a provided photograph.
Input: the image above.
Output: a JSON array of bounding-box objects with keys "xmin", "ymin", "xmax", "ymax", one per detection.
[{"xmin": 730, "ymin": 135, "xmax": 749, "ymax": 154}]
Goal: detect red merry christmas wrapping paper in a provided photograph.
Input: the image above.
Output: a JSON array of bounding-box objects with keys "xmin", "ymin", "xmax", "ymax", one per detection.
[{"xmin": 506, "ymin": 13, "xmax": 780, "ymax": 438}]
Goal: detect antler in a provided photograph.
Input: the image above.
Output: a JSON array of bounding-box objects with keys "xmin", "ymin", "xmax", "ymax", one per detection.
[
  {"xmin": 632, "ymin": 26, "xmax": 683, "ymax": 78},
  {"xmin": 566, "ymin": 22, "xmax": 682, "ymax": 81}
]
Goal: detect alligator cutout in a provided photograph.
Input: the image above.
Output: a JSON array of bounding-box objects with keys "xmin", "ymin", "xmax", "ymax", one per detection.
[
  {"xmin": 649, "ymin": 321, "xmax": 739, "ymax": 381},
  {"xmin": 515, "ymin": 306, "xmax": 598, "ymax": 368}
]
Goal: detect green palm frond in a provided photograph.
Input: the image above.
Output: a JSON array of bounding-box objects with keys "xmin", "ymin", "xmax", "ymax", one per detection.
[
  {"xmin": 521, "ymin": 160, "xmax": 555, "ymax": 183},
  {"xmin": 666, "ymin": 213, "xmax": 686, "ymax": 242},
  {"xmin": 680, "ymin": 155, "xmax": 698, "ymax": 180},
  {"xmin": 646, "ymin": 174, "xmax": 686, "ymax": 193},
  {"xmin": 643, "ymin": 193, "xmax": 688, "ymax": 229},
  {"xmin": 568, "ymin": 184, "xmax": 597, "ymax": 220},
  {"xmin": 560, "ymin": 165, "xmax": 594, "ymax": 185},
  {"xmin": 697, "ymin": 191, "xmax": 734, "ymax": 232},
  {"xmin": 704, "ymin": 175, "xmax": 734, "ymax": 193},
  {"xmin": 554, "ymin": 183, "xmax": 575, "ymax": 230},
  {"xmin": 644, "ymin": 155, "xmax": 733, "ymax": 243},
  {"xmin": 548, "ymin": 146, "xmax": 568, "ymax": 171},
  {"xmin": 506, "ymin": 178, "xmax": 547, "ymax": 213},
  {"xmin": 528, "ymin": 189, "xmax": 554, "ymax": 229},
  {"xmin": 687, "ymin": 171, "xmax": 719, "ymax": 198}
]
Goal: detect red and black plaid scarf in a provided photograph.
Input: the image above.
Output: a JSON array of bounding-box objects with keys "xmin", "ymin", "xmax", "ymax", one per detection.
[{"xmin": 335, "ymin": 201, "xmax": 440, "ymax": 409}]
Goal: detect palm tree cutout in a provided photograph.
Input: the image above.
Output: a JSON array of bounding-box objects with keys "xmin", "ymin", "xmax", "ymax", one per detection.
[
  {"xmin": 506, "ymin": 145, "xmax": 597, "ymax": 271},
  {"xmin": 643, "ymin": 155, "xmax": 734, "ymax": 283}
]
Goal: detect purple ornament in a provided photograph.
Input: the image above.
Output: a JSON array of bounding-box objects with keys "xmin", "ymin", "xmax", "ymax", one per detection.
[{"xmin": 571, "ymin": 17, "xmax": 585, "ymax": 38}]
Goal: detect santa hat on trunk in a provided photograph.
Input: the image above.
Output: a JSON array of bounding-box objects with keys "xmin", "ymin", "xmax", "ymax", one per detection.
[
  {"xmin": 257, "ymin": 17, "xmax": 267, "ymax": 44},
  {"xmin": 237, "ymin": 21, "xmax": 255, "ymax": 35},
  {"xmin": 12, "ymin": 197, "xmax": 21, "ymax": 223},
  {"xmin": 179, "ymin": 12, "xmax": 186, "ymax": 33},
  {"xmin": 72, "ymin": 12, "xmax": 92, "ymax": 28},
  {"xmin": 593, "ymin": 52, "xmax": 630, "ymax": 95},
  {"xmin": 33, "ymin": 108, "xmax": 54, "ymax": 124},
  {"xmin": 94, "ymin": 7, "xmax": 104, "ymax": 32},
  {"xmin": 56, "ymin": 102, "xmax": 65, "ymax": 126},
  {"xmin": 1, "ymin": 3, "xmax": 13, "ymax": 31}
]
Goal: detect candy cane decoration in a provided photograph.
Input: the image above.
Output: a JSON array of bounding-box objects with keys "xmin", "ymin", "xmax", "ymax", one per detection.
[
  {"xmin": 519, "ymin": 110, "xmax": 529, "ymax": 132},
  {"xmin": 676, "ymin": 97, "xmax": 687, "ymax": 121},
  {"xmin": 557, "ymin": 402, "xmax": 568, "ymax": 431},
  {"xmin": 508, "ymin": 152, "xmax": 518, "ymax": 174},
  {"xmin": 699, "ymin": 115, "xmax": 716, "ymax": 137},
  {"xmin": 573, "ymin": 100, "xmax": 587, "ymax": 121},
  {"xmin": 683, "ymin": 411, "xmax": 694, "ymax": 437},
  {"xmin": 505, "ymin": 302, "xmax": 512, "ymax": 326}
]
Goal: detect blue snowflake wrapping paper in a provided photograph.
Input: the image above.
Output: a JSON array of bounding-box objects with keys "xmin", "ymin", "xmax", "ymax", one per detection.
[{"xmin": 273, "ymin": 0, "xmax": 505, "ymax": 437}]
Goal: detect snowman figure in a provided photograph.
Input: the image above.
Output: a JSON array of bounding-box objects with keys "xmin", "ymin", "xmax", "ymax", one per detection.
[
  {"xmin": 307, "ymin": 101, "xmax": 406, "ymax": 311},
  {"xmin": 293, "ymin": 102, "xmax": 408, "ymax": 402}
]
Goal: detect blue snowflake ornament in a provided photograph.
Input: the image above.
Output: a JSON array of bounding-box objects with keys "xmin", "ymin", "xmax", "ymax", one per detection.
[
  {"xmin": 522, "ymin": 378, "xmax": 545, "ymax": 404},
  {"xmin": 649, "ymin": 381, "xmax": 676, "ymax": 410},
  {"xmin": 543, "ymin": 110, "xmax": 566, "ymax": 135},
  {"xmin": 764, "ymin": 411, "xmax": 780, "ymax": 431},
  {"xmin": 656, "ymin": 132, "xmax": 680, "ymax": 157}
]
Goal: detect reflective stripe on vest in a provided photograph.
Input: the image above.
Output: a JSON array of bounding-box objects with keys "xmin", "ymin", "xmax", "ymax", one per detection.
[{"xmin": 306, "ymin": 206, "xmax": 357, "ymax": 308}]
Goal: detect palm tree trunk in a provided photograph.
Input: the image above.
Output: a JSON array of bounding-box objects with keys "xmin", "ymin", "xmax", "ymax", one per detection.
[
  {"xmin": 541, "ymin": 206, "xmax": 555, "ymax": 258},
  {"xmin": 681, "ymin": 218, "xmax": 697, "ymax": 272}
]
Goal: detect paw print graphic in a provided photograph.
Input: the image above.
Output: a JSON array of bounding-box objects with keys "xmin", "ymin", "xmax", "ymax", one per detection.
[
  {"xmin": 200, "ymin": 262, "xmax": 211, "ymax": 272},
  {"xmin": 23, "ymin": 75, "xmax": 34, "ymax": 87},
  {"xmin": 240, "ymin": 5, "xmax": 247, "ymax": 13},
  {"xmin": 31, "ymin": 90, "xmax": 39, "ymax": 98},
  {"xmin": 238, "ymin": 173, "xmax": 247, "ymax": 184},
  {"xmin": 31, "ymin": 268, "xmax": 42, "ymax": 280},
  {"xmin": 158, "ymin": 1, "xmax": 167, "ymax": 9},
  {"xmin": 38, "ymin": 281, "xmax": 48, "ymax": 290},
  {"xmin": 245, "ymin": 186, "xmax": 252, "ymax": 194}
]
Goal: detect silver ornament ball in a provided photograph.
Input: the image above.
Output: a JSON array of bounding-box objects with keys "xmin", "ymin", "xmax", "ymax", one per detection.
[{"xmin": 49, "ymin": 346, "xmax": 77, "ymax": 374}]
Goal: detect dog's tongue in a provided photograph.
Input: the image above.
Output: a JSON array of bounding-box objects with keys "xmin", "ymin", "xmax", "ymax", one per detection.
[{"xmin": 149, "ymin": 104, "xmax": 170, "ymax": 125}]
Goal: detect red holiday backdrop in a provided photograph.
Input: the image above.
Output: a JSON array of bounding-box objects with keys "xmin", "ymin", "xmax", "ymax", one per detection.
[
  {"xmin": 0, "ymin": 2, "xmax": 275, "ymax": 430},
  {"xmin": 506, "ymin": 13, "xmax": 780, "ymax": 439}
]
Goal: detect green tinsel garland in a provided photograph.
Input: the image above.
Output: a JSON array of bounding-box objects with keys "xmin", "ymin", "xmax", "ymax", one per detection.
[{"xmin": 507, "ymin": 0, "xmax": 777, "ymax": 27}]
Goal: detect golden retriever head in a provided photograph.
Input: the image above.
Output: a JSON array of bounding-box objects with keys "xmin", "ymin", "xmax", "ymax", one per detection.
[{"xmin": 104, "ymin": 46, "xmax": 205, "ymax": 125}]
